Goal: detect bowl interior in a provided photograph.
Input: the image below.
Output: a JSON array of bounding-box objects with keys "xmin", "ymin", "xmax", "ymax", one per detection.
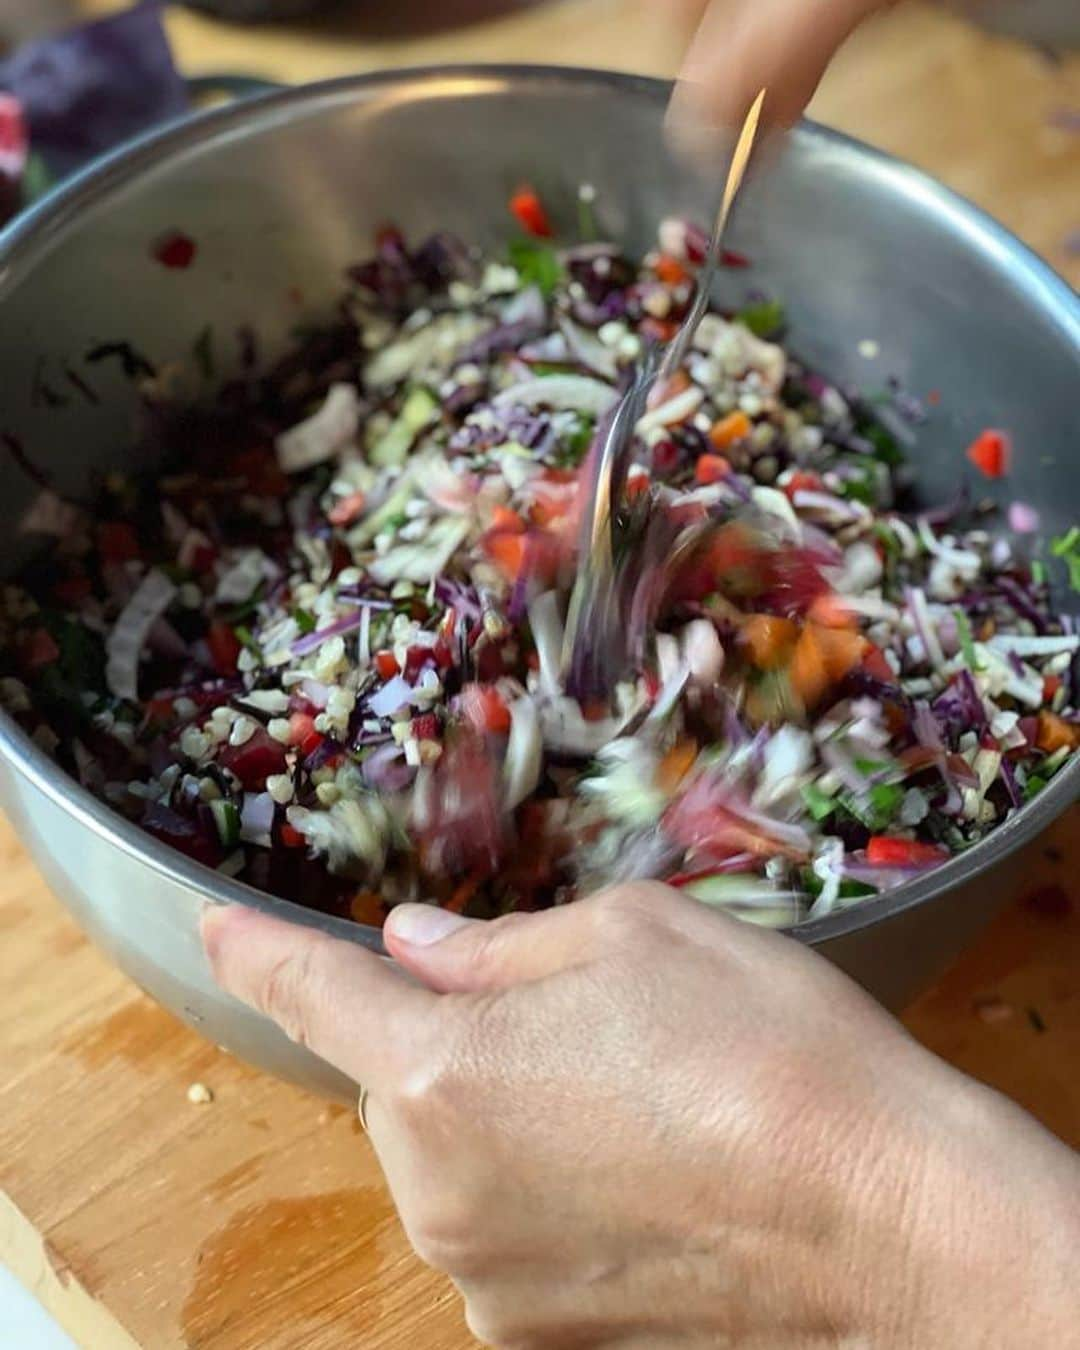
[{"xmin": 0, "ymin": 66, "xmax": 1077, "ymax": 945}]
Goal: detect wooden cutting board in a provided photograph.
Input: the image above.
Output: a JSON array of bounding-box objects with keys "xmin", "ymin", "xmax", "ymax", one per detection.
[{"xmin": 3, "ymin": 3, "xmax": 1079, "ymax": 1347}]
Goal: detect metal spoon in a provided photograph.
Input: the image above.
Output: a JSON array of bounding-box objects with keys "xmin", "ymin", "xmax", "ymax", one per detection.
[{"xmin": 561, "ymin": 88, "xmax": 768, "ymax": 688}]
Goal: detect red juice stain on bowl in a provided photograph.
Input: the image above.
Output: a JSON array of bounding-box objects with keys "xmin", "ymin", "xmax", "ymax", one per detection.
[{"xmin": 152, "ymin": 230, "xmax": 197, "ymax": 270}]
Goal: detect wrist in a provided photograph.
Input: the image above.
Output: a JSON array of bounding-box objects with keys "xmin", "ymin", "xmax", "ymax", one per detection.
[{"xmin": 867, "ymin": 1065, "xmax": 1080, "ymax": 1348}]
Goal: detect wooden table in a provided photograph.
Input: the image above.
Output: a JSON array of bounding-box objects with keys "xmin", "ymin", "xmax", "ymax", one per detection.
[{"xmin": 2, "ymin": 3, "xmax": 1079, "ymax": 1347}]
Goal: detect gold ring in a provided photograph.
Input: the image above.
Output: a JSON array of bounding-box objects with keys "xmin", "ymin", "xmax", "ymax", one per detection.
[{"xmin": 358, "ymin": 1085, "xmax": 371, "ymax": 1135}]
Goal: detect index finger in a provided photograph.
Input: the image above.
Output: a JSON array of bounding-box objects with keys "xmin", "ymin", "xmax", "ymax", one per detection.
[
  {"xmin": 201, "ymin": 905, "xmax": 436, "ymax": 1090},
  {"xmin": 668, "ymin": 0, "xmax": 891, "ymax": 157}
]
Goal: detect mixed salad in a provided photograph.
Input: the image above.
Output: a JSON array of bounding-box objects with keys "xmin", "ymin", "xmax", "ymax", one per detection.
[{"xmin": 2, "ymin": 198, "xmax": 1078, "ymax": 929}]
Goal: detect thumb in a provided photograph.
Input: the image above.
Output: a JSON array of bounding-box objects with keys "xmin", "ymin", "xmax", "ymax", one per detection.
[
  {"xmin": 383, "ymin": 882, "xmax": 684, "ymax": 995},
  {"xmin": 383, "ymin": 901, "xmax": 594, "ymax": 995}
]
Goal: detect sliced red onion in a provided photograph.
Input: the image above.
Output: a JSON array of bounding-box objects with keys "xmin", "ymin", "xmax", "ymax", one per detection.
[
  {"xmin": 493, "ymin": 374, "xmax": 618, "ymax": 418},
  {"xmin": 905, "ymin": 586, "xmax": 945, "ymax": 670},
  {"xmin": 912, "ymin": 699, "xmax": 945, "ymax": 751},
  {"xmin": 793, "ymin": 489, "xmax": 869, "ymax": 523},
  {"xmin": 994, "ymin": 576, "xmax": 1049, "ymax": 634},
  {"xmin": 717, "ymin": 796, "xmax": 814, "ymax": 854},
  {"xmin": 557, "ymin": 316, "xmax": 618, "ymax": 380},
  {"xmin": 501, "ymin": 284, "xmax": 547, "ymax": 327},
  {"xmin": 916, "ymin": 518, "xmax": 980, "ymax": 572},
  {"xmin": 538, "ymin": 698, "xmax": 622, "ymax": 757},
  {"xmin": 528, "ymin": 591, "xmax": 565, "ymax": 700},
  {"xmin": 841, "ymin": 861, "xmax": 940, "ymax": 887},
  {"xmin": 367, "ymin": 674, "xmax": 414, "ymax": 718},
  {"xmin": 987, "ymin": 634, "xmax": 1078, "ymax": 658},
  {"xmin": 291, "ymin": 611, "xmax": 366, "ymax": 657},
  {"xmin": 18, "ymin": 489, "xmax": 85, "ymax": 538},
  {"xmin": 1007, "ymin": 501, "xmax": 1040, "ymax": 534},
  {"xmin": 520, "ymin": 332, "xmax": 572, "ymax": 364},
  {"xmin": 504, "ymin": 696, "xmax": 542, "ymax": 810},
  {"xmin": 999, "ymin": 755, "xmax": 1023, "ymax": 809},
  {"xmin": 106, "ymin": 568, "xmax": 177, "ymax": 701},
  {"xmin": 215, "ymin": 549, "xmax": 268, "ymax": 604},
  {"xmin": 275, "ymin": 383, "xmax": 360, "ymax": 473},
  {"xmin": 240, "ymin": 791, "xmax": 276, "ymax": 846},
  {"xmin": 750, "ymin": 486, "xmax": 800, "ymax": 536},
  {"xmin": 358, "ymin": 605, "xmax": 373, "ymax": 669},
  {"xmin": 636, "ymin": 385, "xmax": 704, "ymax": 436},
  {"xmin": 299, "ymin": 679, "xmax": 330, "ymax": 709},
  {"xmin": 362, "ymin": 742, "xmax": 416, "ymax": 793}
]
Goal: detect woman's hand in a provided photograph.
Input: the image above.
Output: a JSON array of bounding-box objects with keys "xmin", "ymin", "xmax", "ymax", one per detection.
[
  {"xmin": 203, "ymin": 886, "xmax": 1079, "ymax": 1348},
  {"xmin": 665, "ymin": 0, "xmax": 894, "ymax": 156}
]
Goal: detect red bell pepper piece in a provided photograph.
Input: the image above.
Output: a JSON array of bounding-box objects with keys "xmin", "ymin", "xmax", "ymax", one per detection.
[
  {"xmin": 457, "ymin": 684, "xmax": 512, "ymax": 736},
  {"xmin": 866, "ymin": 837, "xmax": 949, "ymax": 868},
  {"xmin": 965, "ymin": 428, "xmax": 1011, "ymax": 479},
  {"xmin": 509, "ymin": 187, "xmax": 553, "ymax": 238},
  {"xmin": 288, "ymin": 711, "xmax": 324, "ymax": 758}
]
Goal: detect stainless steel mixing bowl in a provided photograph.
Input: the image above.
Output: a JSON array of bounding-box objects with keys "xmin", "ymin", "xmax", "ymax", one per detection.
[{"xmin": 1, "ymin": 68, "xmax": 1077, "ymax": 1099}]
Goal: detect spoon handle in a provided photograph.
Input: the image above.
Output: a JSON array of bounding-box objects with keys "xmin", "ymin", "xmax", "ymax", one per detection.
[{"xmin": 657, "ymin": 87, "xmax": 768, "ymax": 388}]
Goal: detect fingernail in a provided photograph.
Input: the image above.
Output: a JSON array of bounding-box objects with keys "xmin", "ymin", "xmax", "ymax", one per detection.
[{"xmin": 386, "ymin": 904, "xmax": 473, "ymax": 948}]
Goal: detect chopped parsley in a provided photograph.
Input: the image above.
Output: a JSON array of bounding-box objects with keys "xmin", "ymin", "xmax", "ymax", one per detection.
[
  {"xmin": 1050, "ymin": 527, "xmax": 1080, "ymax": 592},
  {"xmin": 508, "ymin": 237, "xmax": 562, "ymax": 298},
  {"xmin": 736, "ymin": 298, "xmax": 785, "ymax": 339},
  {"xmin": 953, "ymin": 608, "xmax": 979, "ymax": 670},
  {"xmin": 802, "ymin": 783, "xmax": 837, "ymax": 822}
]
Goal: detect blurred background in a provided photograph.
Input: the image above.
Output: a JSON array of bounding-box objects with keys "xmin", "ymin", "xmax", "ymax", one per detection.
[{"xmin": 0, "ymin": 0, "xmax": 1077, "ymax": 285}]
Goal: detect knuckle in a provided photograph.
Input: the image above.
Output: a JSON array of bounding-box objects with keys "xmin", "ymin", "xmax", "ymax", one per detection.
[
  {"xmin": 587, "ymin": 882, "xmax": 666, "ymax": 942},
  {"xmin": 465, "ymin": 1302, "xmax": 542, "ymax": 1350},
  {"xmin": 409, "ymin": 1208, "xmax": 487, "ymax": 1279},
  {"xmin": 464, "ymin": 912, "xmax": 531, "ymax": 982},
  {"xmin": 392, "ymin": 1031, "xmax": 471, "ymax": 1131},
  {"xmin": 253, "ymin": 947, "xmax": 316, "ymax": 1046}
]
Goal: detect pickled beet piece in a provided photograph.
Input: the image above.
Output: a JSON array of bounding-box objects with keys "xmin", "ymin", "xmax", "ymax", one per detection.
[
  {"xmin": 141, "ymin": 803, "xmax": 221, "ymax": 869},
  {"xmin": 219, "ymin": 726, "xmax": 287, "ymax": 789}
]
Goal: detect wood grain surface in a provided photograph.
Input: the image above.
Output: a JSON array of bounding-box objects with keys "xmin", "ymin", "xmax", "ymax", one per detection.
[{"xmin": 3, "ymin": 2, "xmax": 1079, "ymax": 1346}]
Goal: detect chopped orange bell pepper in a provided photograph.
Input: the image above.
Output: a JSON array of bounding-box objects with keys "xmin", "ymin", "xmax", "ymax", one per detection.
[
  {"xmin": 656, "ymin": 739, "xmax": 699, "ymax": 794},
  {"xmin": 490, "ymin": 505, "xmax": 526, "ymax": 535},
  {"xmin": 1036, "ymin": 710, "xmax": 1080, "ymax": 754},
  {"xmin": 708, "ymin": 410, "xmax": 752, "ymax": 451},
  {"xmin": 740, "ymin": 614, "xmax": 798, "ymax": 671},
  {"xmin": 789, "ymin": 626, "xmax": 831, "ymax": 709},
  {"xmin": 811, "ymin": 623, "xmax": 865, "ymax": 682}
]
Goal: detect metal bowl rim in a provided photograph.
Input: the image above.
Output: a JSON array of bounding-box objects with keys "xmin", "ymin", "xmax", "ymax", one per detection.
[{"xmin": 0, "ymin": 62, "xmax": 1076, "ymax": 952}]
